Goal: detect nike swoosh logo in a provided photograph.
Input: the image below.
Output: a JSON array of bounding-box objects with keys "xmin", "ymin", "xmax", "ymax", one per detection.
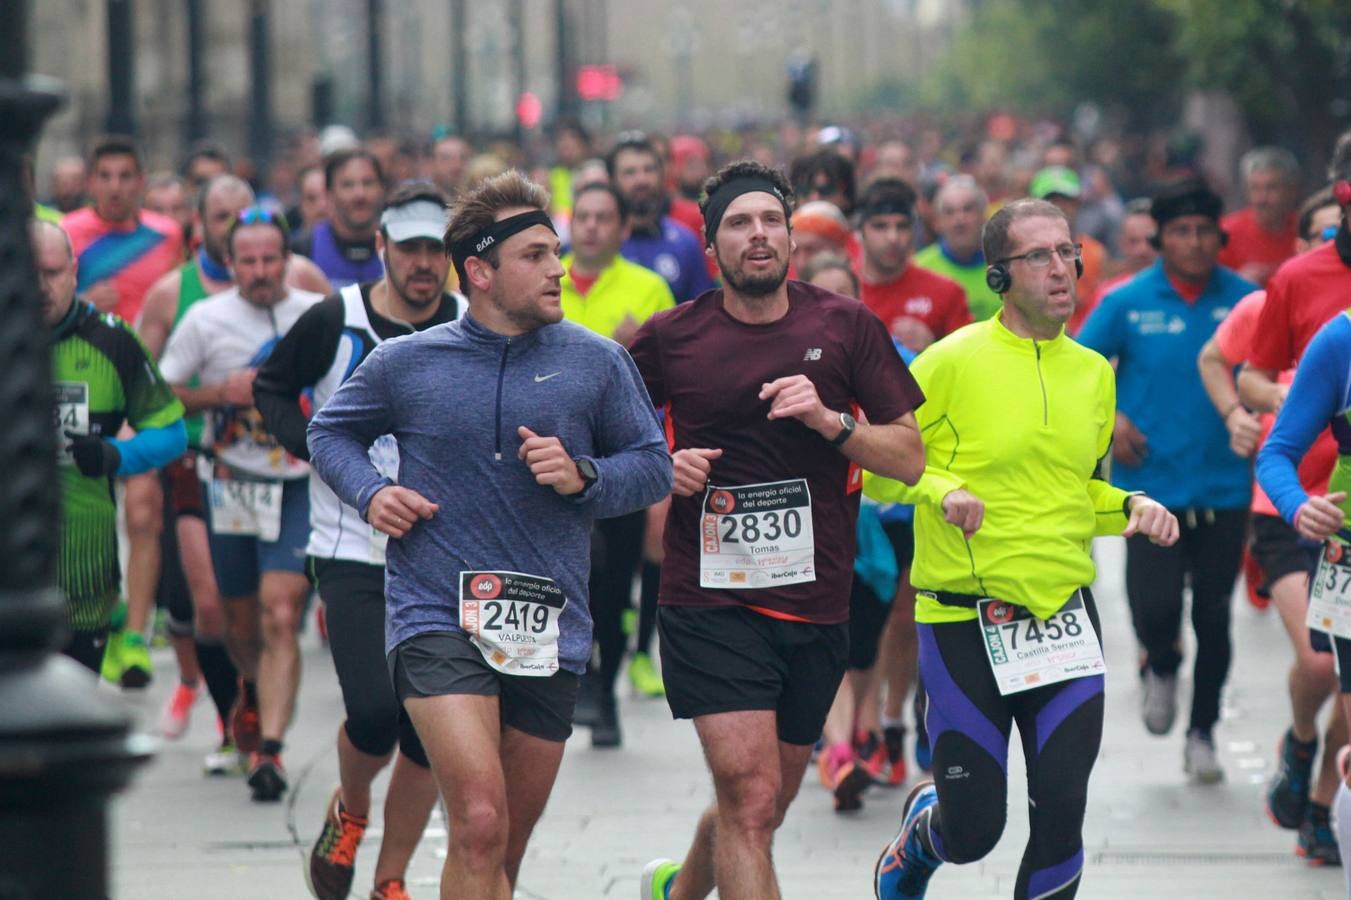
[{"xmin": 534, "ymin": 372, "xmax": 562, "ymax": 382}]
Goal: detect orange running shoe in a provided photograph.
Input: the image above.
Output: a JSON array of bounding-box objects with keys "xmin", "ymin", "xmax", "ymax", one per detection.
[
  {"xmin": 307, "ymin": 787, "xmax": 368, "ymax": 899},
  {"xmin": 370, "ymin": 879, "xmax": 411, "ymax": 900}
]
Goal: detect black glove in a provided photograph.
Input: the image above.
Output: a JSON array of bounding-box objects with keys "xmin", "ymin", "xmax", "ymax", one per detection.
[{"xmin": 64, "ymin": 430, "xmax": 121, "ymax": 478}]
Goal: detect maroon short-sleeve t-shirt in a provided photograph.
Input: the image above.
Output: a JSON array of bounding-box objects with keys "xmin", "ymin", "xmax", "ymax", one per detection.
[{"xmin": 629, "ymin": 281, "xmax": 924, "ymax": 623}]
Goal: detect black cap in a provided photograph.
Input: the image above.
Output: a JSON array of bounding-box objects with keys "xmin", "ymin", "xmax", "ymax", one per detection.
[{"xmin": 1150, "ymin": 178, "xmax": 1223, "ymax": 228}]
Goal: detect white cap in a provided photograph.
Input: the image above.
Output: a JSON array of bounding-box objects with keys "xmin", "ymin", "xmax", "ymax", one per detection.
[{"xmin": 380, "ymin": 200, "xmax": 449, "ymax": 244}]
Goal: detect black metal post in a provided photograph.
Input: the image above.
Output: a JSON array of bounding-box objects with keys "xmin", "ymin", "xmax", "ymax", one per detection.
[
  {"xmin": 512, "ymin": 0, "xmax": 526, "ymax": 142},
  {"xmin": 106, "ymin": 0, "xmax": 135, "ymax": 134},
  {"xmin": 185, "ymin": 0, "xmax": 207, "ymax": 143},
  {"xmin": 367, "ymin": 0, "xmax": 385, "ymax": 132},
  {"xmin": 0, "ymin": 3, "xmax": 151, "ymax": 898},
  {"xmin": 450, "ymin": 0, "xmax": 468, "ymax": 134},
  {"xmin": 555, "ymin": 0, "xmax": 573, "ymax": 119},
  {"xmin": 248, "ymin": 0, "xmax": 273, "ymax": 176}
]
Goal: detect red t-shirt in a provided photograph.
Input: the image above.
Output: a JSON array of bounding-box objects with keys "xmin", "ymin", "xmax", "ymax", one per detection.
[
  {"xmin": 1214, "ymin": 290, "xmax": 1336, "ymax": 515},
  {"xmin": 1248, "ymin": 240, "xmax": 1351, "ymax": 371},
  {"xmin": 62, "ymin": 207, "xmax": 184, "ymax": 325},
  {"xmin": 1218, "ymin": 207, "xmax": 1298, "ymax": 288},
  {"xmin": 860, "ymin": 265, "xmax": 971, "ymax": 345},
  {"xmin": 629, "ymin": 281, "xmax": 924, "ymax": 623},
  {"xmin": 568, "ymin": 267, "xmax": 599, "ymax": 296}
]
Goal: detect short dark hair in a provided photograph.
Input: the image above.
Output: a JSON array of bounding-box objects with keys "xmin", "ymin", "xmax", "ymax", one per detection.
[
  {"xmin": 444, "ymin": 170, "xmax": 550, "ymax": 286},
  {"xmin": 857, "ymin": 177, "xmax": 917, "ymax": 224},
  {"xmin": 181, "ymin": 140, "xmax": 231, "ymax": 178},
  {"xmin": 553, "ymin": 117, "xmax": 591, "ymax": 146},
  {"xmin": 385, "ymin": 179, "xmax": 449, "ymax": 210},
  {"xmin": 698, "ymin": 160, "xmax": 795, "ymax": 222},
  {"xmin": 324, "ymin": 147, "xmax": 385, "ymax": 191},
  {"xmin": 789, "ymin": 150, "xmax": 856, "ymax": 214},
  {"xmin": 1298, "ymin": 187, "xmax": 1339, "ymax": 241},
  {"xmin": 605, "ymin": 133, "xmax": 661, "ymax": 179},
  {"xmin": 88, "ymin": 134, "xmax": 141, "ymax": 172},
  {"xmin": 1123, "ymin": 197, "xmax": 1153, "ymax": 218},
  {"xmin": 226, "ymin": 207, "xmax": 290, "ymax": 257},
  {"xmin": 982, "ymin": 198, "xmax": 1069, "ymax": 264},
  {"xmin": 572, "ymin": 182, "xmax": 629, "ymax": 221}
]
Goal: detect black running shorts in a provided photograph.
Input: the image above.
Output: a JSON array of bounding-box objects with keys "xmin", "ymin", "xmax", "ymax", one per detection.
[
  {"xmin": 657, "ymin": 604, "xmax": 848, "ymax": 746},
  {"xmin": 388, "ymin": 630, "xmax": 579, "ymax": 743},
  {"xmin": 1251, "ymin": 512, "xmax": 1319, "ymax": 595}
]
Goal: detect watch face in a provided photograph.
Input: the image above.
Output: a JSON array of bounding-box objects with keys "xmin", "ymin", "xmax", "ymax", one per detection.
[
  {"xmin": 577, "ymin": 457, "xmax": 599, "ymax": 480},
  {"xmin": 841, "ymin": 412, "xmax": 857, "ymax": 429}
]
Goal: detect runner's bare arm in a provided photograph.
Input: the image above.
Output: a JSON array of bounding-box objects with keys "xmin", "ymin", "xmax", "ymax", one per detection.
[
  {"xmin": 137, "ymin": 269, "xmax": 182, "ymax": 359},
  {"xmin": 172, "ymin": 369, "xmax": 255, "ymax": 414},
  {"xmin": 1236, "ymin": 362, "xmax": 1286, "ymax": 414},
  {"xmin": 286, "ymin": 254, "xmax": 333, "ymax": 296},
  {"xmin": 759, "ymin": 375, "xmax": 923, "ymax": 484},
  {"xmin": 1197, "ymin": 337, "xmax": 1260, "ymax": 457}
]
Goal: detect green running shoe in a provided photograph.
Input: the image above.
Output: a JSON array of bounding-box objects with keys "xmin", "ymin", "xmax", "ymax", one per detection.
[
  {"xmin": 640, "ymin": 859, "xmax": 680, "ymax": 900},
  {"xmin": 119, "ymin": 630, "xmax": 153, "ymax": 689},
  {"xmin": 100, "ymin": 629, "xmax": 125, "ymax": 684},
  {"xmin": 628, "ymin": 652, "xmax": 665, "ymax": 698}
]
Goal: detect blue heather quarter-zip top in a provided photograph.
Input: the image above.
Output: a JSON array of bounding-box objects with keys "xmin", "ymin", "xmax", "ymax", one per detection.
[{"xmin": 307, "ymin": 312, "xmax": 673, "ymax": 672}]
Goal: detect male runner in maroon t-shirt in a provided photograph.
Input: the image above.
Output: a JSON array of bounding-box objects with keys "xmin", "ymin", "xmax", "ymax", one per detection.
[{"xmin": 631, "ymin": 160, "xmax": 926, "ymax": 900}]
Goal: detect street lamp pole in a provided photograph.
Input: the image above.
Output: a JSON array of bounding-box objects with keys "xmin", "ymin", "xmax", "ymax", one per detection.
[
  {"xmin": 0, "ymin": 2, "xmax": 152, "ymax": 897},
  {"xmin": 106, "ymin": 0, "xmax": 135, "ymax": 134}
]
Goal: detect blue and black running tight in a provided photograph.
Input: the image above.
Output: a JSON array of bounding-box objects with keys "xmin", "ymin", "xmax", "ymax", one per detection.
[{"xmin": 914, "ymin": 589, "xmax": 1104, "ymax": 899}]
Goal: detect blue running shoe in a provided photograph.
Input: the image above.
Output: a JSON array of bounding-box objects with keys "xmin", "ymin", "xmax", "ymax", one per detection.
[
  {"xmin": 1267, "ymin": 728, "xmax": 1316, "ymax": 830},
  {"xmin": 875, "ymin": 781, "xmax": 941, "ymax": 899}
]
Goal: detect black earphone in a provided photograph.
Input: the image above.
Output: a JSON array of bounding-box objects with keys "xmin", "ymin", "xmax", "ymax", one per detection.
[{"xmin": 985, "ymin": 256, "xmax": 1084, "ymax": 295}]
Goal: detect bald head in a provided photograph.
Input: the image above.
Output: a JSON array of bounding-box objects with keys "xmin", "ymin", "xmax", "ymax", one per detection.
[
  {"xmin": 199, "ymin": 174, "xmax": 256, "ymax": 264},
  {"xmin": 31, "ymin": 220, "xmax": 78, "ymax": 325}
]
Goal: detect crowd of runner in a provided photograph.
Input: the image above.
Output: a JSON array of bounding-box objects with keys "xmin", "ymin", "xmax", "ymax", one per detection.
[{"xmin": 32, "ymin": 114, "xmax": 1351, "ymax": 899}]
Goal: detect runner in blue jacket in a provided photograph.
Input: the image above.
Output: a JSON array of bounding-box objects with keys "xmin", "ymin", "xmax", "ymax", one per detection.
[{"xmin": 307, "ymin": 171, "xmax": 672, "ymax": 899}]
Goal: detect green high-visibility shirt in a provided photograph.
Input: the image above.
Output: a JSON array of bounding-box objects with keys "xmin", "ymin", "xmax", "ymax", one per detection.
[{"xmin": 864, "ymin": 312, "xmax": 1131, "ymax": 624}]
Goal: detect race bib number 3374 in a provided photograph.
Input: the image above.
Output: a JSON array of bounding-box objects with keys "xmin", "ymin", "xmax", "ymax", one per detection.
[
  {"xmin": 699, "ymin": 478, "xmax": 816, "ymax": 589},
  {"xmin": 1308, "ymin": 541, "xmax": 1351, "ymax": 640}
]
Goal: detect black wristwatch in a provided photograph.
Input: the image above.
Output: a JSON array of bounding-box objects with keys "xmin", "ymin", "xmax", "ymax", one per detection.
[
  {"xmin": 575, "ymin": 456, "xmax": 599, "ymax": 492},
  {"xmin": 828, "ymin": 412, "xmax": 857, "ymax": 447}
]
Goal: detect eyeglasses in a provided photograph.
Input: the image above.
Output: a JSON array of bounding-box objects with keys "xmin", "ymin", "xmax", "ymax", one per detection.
[{"xmin": 1000, "ymin": 243, "xmax": 1082, "ymax": 269}]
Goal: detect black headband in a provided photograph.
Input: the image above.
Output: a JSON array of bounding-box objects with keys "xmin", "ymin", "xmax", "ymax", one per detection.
[
  {"xmin": 858, "ymin": 200, "xmax": 914, "ymax": 223},
  {"xmin": 449, "ymin": 209, "xmax": 557, "ymax": 272},
  {"xmin": 703, "ymin": 177, "xmax": 791, "ymax": 246}
]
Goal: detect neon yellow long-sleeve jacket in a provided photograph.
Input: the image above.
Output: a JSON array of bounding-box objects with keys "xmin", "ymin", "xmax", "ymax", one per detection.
[{"xmin": 864, "ymin": 312, "xmax": 1132, "ymax": 624}]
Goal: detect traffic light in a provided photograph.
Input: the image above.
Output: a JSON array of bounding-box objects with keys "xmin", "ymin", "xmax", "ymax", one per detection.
[{"xmin": 787, "ymin": 57, "xmax": 817, "ymax": 117}]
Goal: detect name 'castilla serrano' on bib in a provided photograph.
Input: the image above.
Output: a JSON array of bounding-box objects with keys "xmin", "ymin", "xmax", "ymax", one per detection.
[
  {"xmin": 978, "ymin": 591, "xmax": 1105, "ymax": 696},
  {"xmin": 458, "ymin": 570, "xmax": 567, "ymax": 676},
  {"xmin": 699, "ymin": 478, "xmax": 816, "ymax": 589}
]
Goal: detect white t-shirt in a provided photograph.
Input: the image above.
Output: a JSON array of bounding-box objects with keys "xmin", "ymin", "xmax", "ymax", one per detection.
[{"xmin": 160, "ymin": 286, "xmax": 322, "ymax": 479}]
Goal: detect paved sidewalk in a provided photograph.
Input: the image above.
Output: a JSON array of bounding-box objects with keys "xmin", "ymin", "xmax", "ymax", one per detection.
[{"xmin": 110, "ymin": 537, "xmax": 1348, "ymax": 898}]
